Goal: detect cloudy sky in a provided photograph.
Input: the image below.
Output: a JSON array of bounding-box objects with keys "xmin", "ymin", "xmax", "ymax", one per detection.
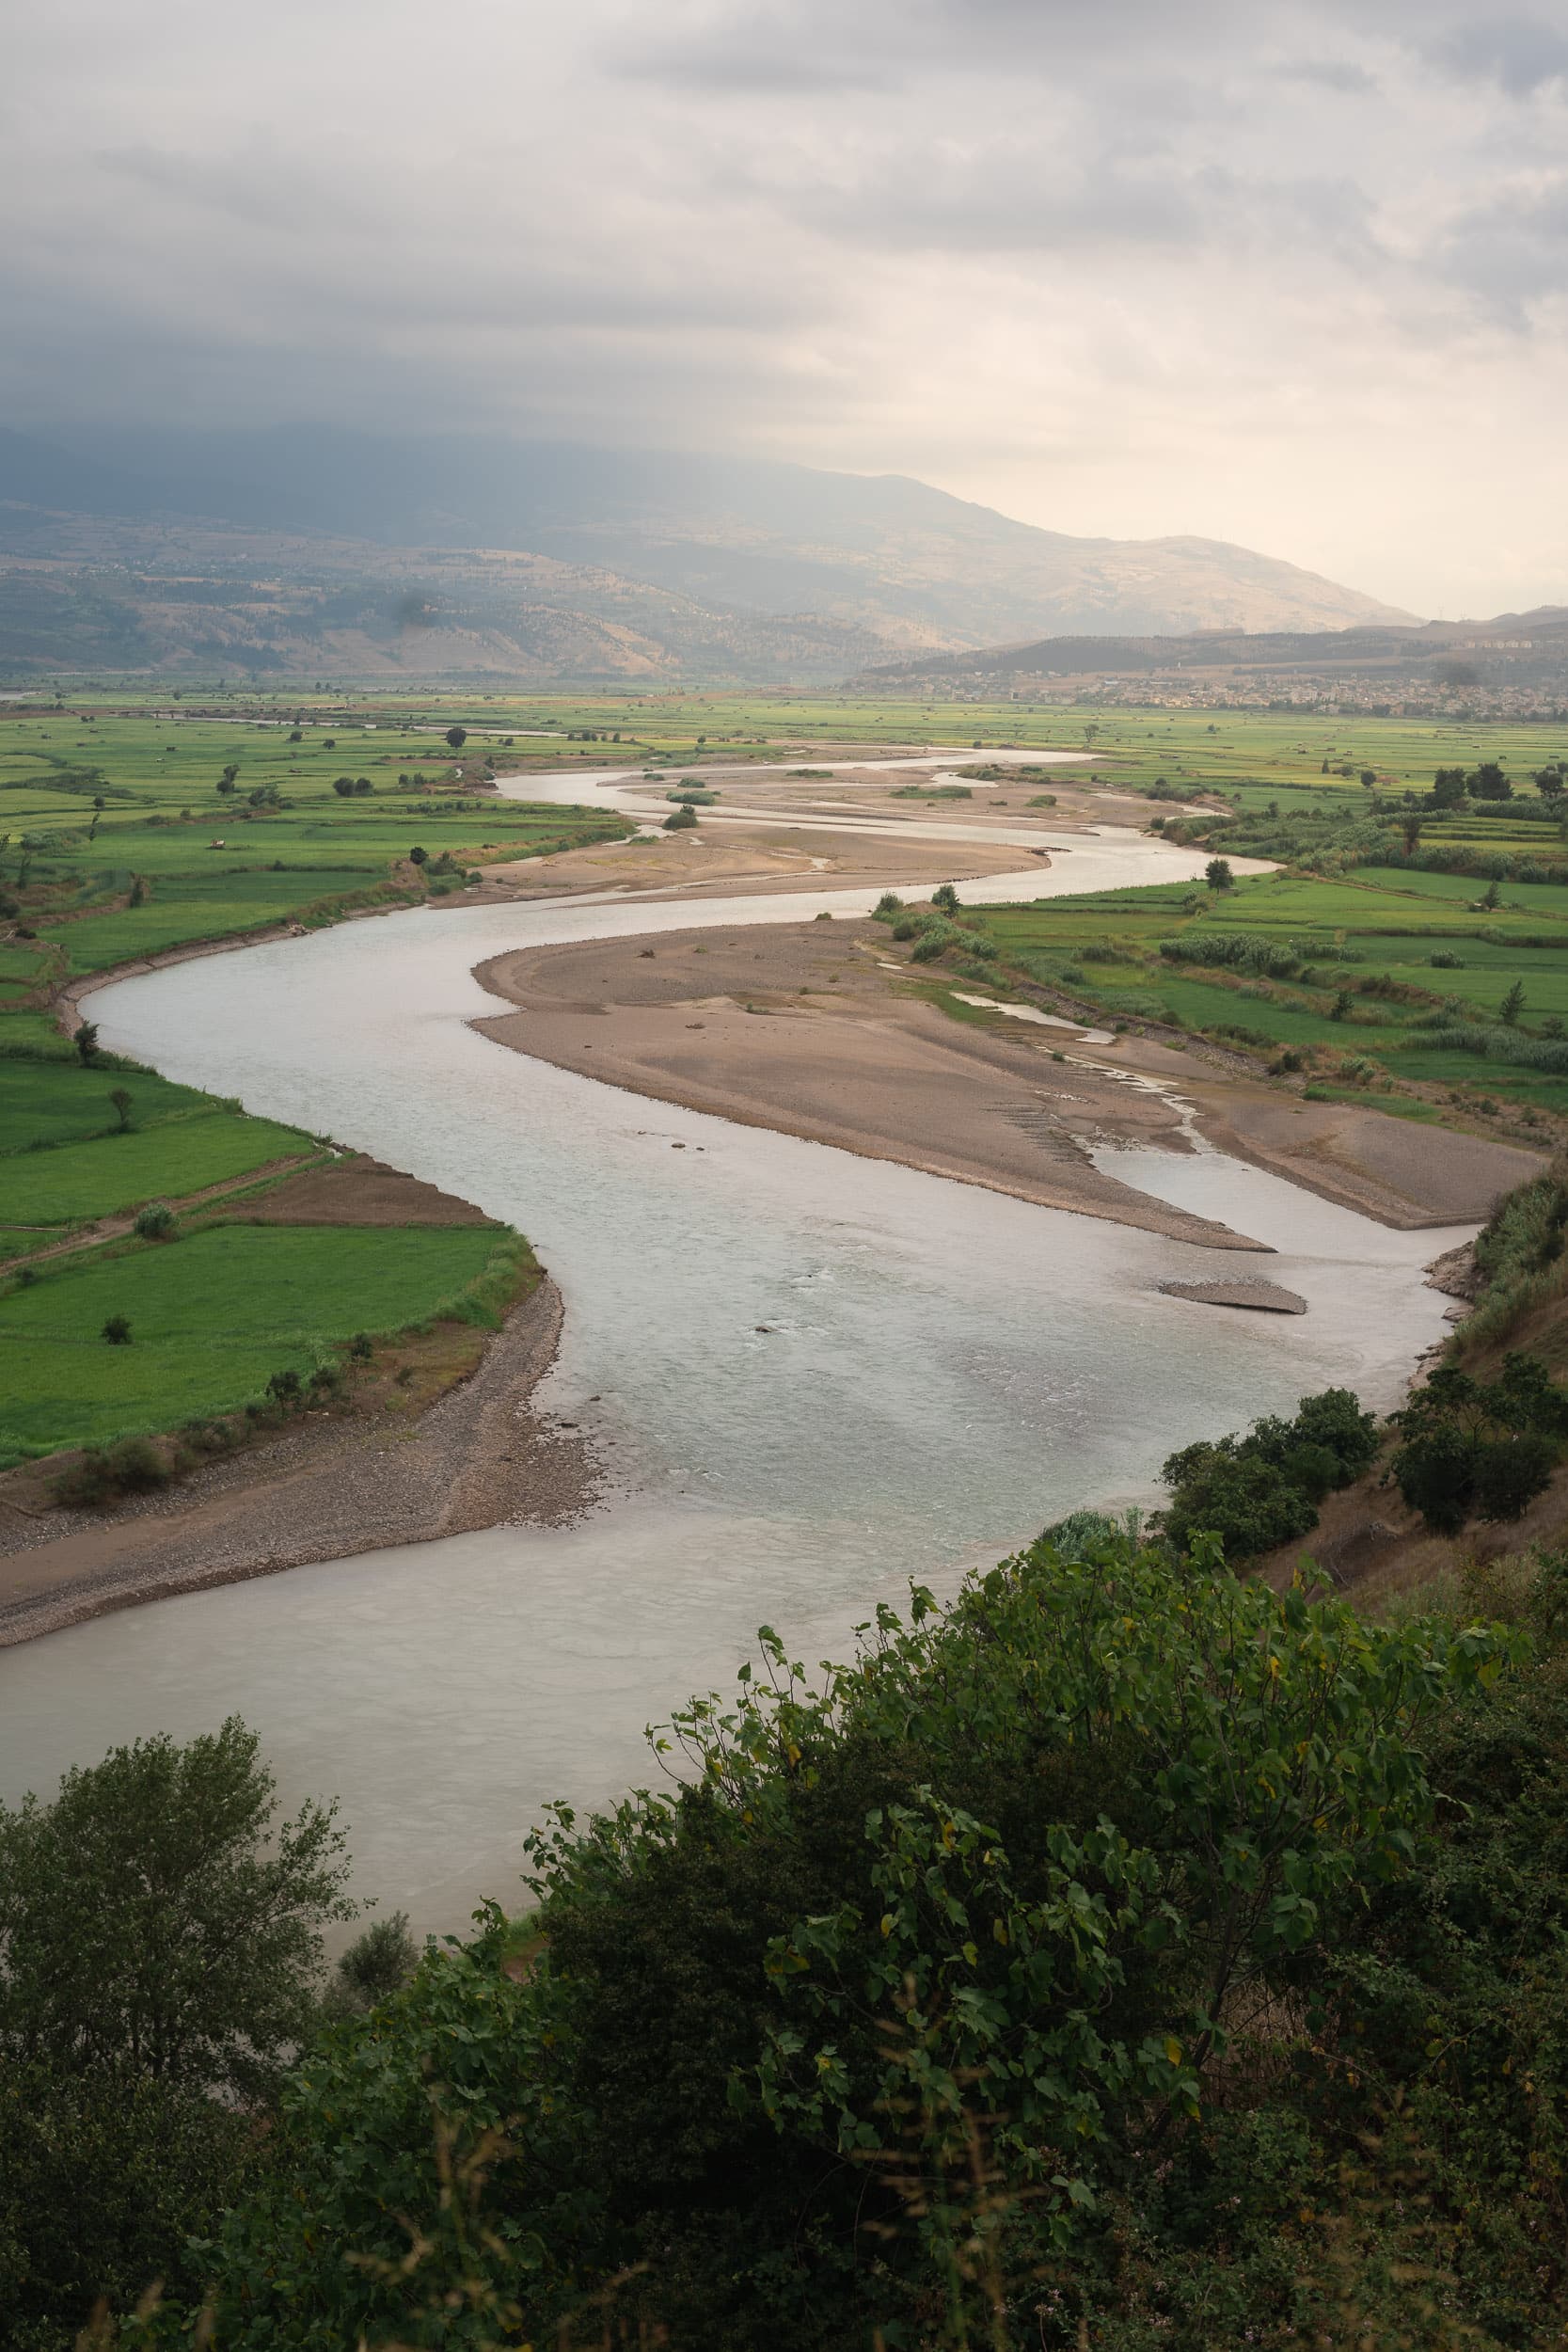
[{"xmin": 7, "ymin": 0, "xmax": 1568, "ymax": 615}]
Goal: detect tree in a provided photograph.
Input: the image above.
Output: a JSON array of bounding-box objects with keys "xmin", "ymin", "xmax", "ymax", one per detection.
[
  {"xmin": 324, "ymin": 1912, "xmax": 420, "ymax": 2021},
  {"xmin": 1162, "ymin": 1387, "xmax": 1378, "ymax": 1560},
  {"xmin": 1204, "ymin": 856, "xmax": 1233, "ymax": 890},
  {"xmin": 101, "ymin": 1314, "xmax": 132, "ymax": 1344},
  {"xmin": 1501, "ymin": 978, "xmax": 1527, "ymax": 1026},
  {"xmin": 0, "ymin": 1723, "xmax": 353, "ymax": 2344},
  {"xmin": 445, "ymin": 726, "xmax": 467, "ymax": 751},
  {"xmin": 1433, "ymin": 767, "xmax": 1466, "ymax": 807},
  {"xmin": 73, "ymin": 1020, "xmax": 100, "ymax": 1065},
  {"xmin": 108, "ymin": 1086, "xmax": 135, "ymax": 1132},
  {"xmin": 664, "ymin": 805, "xmax": 698, "ymax": 830},
  {"xmin": 88, "ymin": 793, "xmax": 106, "ymax": 841},
  {"xmin": 217, "ymin": 764, "xmax": 240, "ymax": 795},
  {"xmin": 408, "ymin": 845, "xmax": 428, "ymax": 866},
  {"xmin": 0, "ymin": 1718, "xmax": 354, "ymax": 2101},
  {"xmin": 1402, "ymin": 813, "xmax": 1423, "ymax": 852},
  {"xmin": 187, "ymin": 1536, "xmax": 1513, "ymax": 2350},
  {"xmin": 332, "ymin": 774, "xmax": 356, "ymax": 797},
  {"xmin": 1390, "ymin": 1357, "xmax": 1564, "ymax": 1533},
  {"xmin": 1469, "ymin": 761, "xmax": 1512, "ymax": 801},
  {"xmin": 1534, "ymin": 766, "xmax": 1565, "ymax": 802}
]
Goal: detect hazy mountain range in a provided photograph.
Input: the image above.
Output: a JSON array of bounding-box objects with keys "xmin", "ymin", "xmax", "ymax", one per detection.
[
  {"xmin": 0, "ymin": 425, "xmax": 1418, "ymax": 683},
  {"xmin": 850, "ymin": 612, "xmax": 1568, "ymax": 699}
]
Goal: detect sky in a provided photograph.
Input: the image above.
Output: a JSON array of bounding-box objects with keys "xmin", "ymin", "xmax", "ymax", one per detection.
[{"xmin": 6, "ymin": 0, "xmax": 1568, "ymax": 618}]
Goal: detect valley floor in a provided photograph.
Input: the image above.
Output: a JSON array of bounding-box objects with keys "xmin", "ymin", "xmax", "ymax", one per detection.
[{"xmin": 474, "ymin": 917, "xmax": 1542, "ymax": 1243}]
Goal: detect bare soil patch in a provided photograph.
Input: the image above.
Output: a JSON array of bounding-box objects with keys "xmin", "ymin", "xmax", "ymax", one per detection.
[{"xmin": 237, "ymin": 1153, "xmax": 492, "ymax": 1226}]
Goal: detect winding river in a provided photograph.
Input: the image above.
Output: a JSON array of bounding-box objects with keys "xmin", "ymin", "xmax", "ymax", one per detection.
[{"xmin": 0, "ymin": 757, "xmax": 1468, "ymax": 1928}]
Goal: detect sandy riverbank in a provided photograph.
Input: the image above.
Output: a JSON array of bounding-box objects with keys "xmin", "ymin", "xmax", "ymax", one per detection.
[
  {"xmin": 0, "ymin": 1272, "xmax": 597, "ymax": 1647},
  {"xmin": 473, "ymin": 918, "xmax": 1544, "ymax": 1240}
]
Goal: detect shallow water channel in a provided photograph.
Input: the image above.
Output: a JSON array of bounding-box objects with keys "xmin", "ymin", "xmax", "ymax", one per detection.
[{"xmin": 0, "ymin": 802, "xmax": 1469, "ymax": 1929}]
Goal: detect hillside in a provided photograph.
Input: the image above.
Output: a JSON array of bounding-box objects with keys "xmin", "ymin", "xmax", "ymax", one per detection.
[
  {"xmin": 0, "ymin": 426, "xmax": 1414, "ymax": 680},
  {"xmin": 851, "ymin": 610, "xmax": 1568, "ymax": 714}
]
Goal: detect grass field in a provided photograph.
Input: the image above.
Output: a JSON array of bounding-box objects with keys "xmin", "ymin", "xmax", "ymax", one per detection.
[
  {"xmin": 0, "ymin": 1222, "xmax": 514, "ymax": 1461},
  {"xmin": 0, "ymin": 1057, "xmax": 213, "ymax": 1149},
  {"xmin": 967, "ymin": 865, "xmax": 1568, "ymax": 1120},
  {"xmin": 0, "ymin": 1111, "xmax": 312, "ymax": 1228},
  {"xmin": 0, "ymin": 699, "xmax": 637, "ymax": 1471}
]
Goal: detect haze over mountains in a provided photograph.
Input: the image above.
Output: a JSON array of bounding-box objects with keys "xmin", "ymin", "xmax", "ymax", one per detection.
[{"xmin": 0, "ymin": 425, "xmax": 1417, "ymax": 684}]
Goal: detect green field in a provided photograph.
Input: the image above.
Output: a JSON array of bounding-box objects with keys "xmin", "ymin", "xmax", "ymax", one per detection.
[
  {"xmin": 967, "ymin": 865, "xmax": 1568, "ymax": 1118},
  {"xmin": 0, "ymin": 1111, "xmax": 313, "ymax": 1228},
  {"xmin": 0, "ymin": 1222, "xmax": 511, "ymax": 1461},
  {"xmin": 0, "ymin": 1057, "xmax": 214, "ymax": 1149}
]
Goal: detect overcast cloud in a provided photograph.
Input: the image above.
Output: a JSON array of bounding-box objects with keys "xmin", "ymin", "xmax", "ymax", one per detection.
[{"xmin": 6, "ymin": 0, "xmax": 1568, "ymax": 613}]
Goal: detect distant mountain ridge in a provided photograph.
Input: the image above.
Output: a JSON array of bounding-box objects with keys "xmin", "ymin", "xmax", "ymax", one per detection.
[{"xmin": 0, "ymin": 424, "xmax": 1417, "ymax": 680}]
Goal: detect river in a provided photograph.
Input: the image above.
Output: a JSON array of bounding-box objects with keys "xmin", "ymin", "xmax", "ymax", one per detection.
[{"xmin": 0, "ymin": 763, "xmax": 1468, "ymax": 1929}]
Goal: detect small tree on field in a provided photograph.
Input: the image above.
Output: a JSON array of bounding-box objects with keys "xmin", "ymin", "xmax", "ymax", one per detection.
[
  {"xmin": 101, "ymin": 1314, "xmax": 132, "ymax": 1344},
  {"xmin": 408, "ymin": 845, "xmax": 428, "ymax": 866},
  {"xmin": 445, "ymin": 726, "xmax": 467, "ymax": 751},
  {"xmin": 1204, "ymin": 856, "xmax": 1234, "ymax": 890},
  {"xmin": 1501, "ymin": 978, "xmax": 1527, "ymax": 1026},
  {"xmin": 108, "ymin": 1087, "xmax": 134, "ymax": 1132},
  {"xmin": 73, "ymin": 1021, "xmax": 100, "ymax": 1065}
]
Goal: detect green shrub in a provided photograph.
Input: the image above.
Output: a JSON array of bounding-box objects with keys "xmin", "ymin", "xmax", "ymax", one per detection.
[
  {"xmin": 1161, "ymin": 1386, "xmax": 1377, "ymax": 1558},
  {"xmin": 49, "ymin": 1434, "xmax": 168, "ymax": 1508},
  {"xmin": 1390, "ymin": 1356, "xmax": 1566, "ymax": 1533},
  {"xmin": 178, "ymin": 1534, "xmax": 1515, "ymax": 2350},
  {"xmin": 133, "ymin": 1202, "xmax": 176, "ymax": 1241}
]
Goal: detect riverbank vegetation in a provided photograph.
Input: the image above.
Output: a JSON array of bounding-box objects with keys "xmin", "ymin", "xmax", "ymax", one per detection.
[
  {"xmin": 0, "ymin": 704, "xmax": 621, "ymax": 1492},
  {"xmin": 10, "ymin": 1150, "xmax": 1568, "ymax": 2345},
  {"xmin": 18, "ymin": 1514, "xmax": 1568, "ymax": 2349},
  {"xmin": 898, "ymin": 863, "xmax": 1568, "ymax": 1136}
]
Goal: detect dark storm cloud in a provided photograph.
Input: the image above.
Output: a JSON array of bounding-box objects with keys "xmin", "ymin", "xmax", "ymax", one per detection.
[
  {"xmin": 1433, "ymin": 17, "xmax": 1568, "ymax": 97},
  {"xmin": 3, "ymin": 0, "xmax": 1567, "ymax": 613}
]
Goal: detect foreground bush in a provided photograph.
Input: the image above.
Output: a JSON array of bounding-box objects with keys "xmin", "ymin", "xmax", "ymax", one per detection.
[
  {"xmin": 157, "ymin": 1533, "xmax": 1530, "ymax": 2349},
  {"xmin": 0, "ymin": 1721, "xmax": 356, "ymax": 2347},
  {"xmin": 1160, "ymin": 1385, "xmax": 1379, "ymax": 1559}
]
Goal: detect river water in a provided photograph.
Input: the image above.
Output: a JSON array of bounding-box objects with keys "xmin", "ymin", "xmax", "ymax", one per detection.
[{"xmin": 0, "ymin": 776, "xmax": 1468, "ymax": 1929}]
